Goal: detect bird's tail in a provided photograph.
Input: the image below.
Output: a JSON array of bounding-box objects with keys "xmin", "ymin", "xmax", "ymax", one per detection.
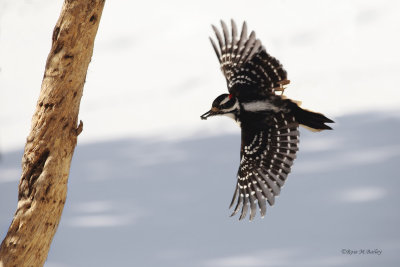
[{"xmin": 289, "ymin": 102, "xmax": 334, "ymax": 131}]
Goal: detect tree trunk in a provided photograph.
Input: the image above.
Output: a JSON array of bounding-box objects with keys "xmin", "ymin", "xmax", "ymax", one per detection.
[{"xmin": 0, "ymin": 0, "xmax": 105, "ymax": 266}]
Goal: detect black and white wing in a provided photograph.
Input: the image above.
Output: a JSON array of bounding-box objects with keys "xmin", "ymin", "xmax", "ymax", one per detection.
[
  {"xmin": 230, "ymin": 113, "xmax": 300, "ymax": 221},
  {"xmin": 210, "ymin": 20, "xmax": 289, "ymax": 100}
]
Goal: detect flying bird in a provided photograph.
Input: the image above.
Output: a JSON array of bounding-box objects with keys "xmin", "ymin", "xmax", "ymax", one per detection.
[{"xmin": 201, "ymin": 20, "xmax": 333, "ymax": 221}]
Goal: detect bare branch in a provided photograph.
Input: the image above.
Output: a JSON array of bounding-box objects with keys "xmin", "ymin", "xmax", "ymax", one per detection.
[{"xmin": 0, "ymin": 0, "xmax": 105, "ymax": 266}]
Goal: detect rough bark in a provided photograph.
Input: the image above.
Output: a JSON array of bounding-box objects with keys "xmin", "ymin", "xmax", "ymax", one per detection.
[{"xmin": 0, "ymin": 0, "xmax": 105, "ymax": 266}]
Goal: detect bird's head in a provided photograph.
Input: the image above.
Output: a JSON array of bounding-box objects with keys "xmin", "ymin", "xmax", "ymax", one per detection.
[{"xmin": 200, "ymin": 93, "xmax": 239, "ymax": 120}]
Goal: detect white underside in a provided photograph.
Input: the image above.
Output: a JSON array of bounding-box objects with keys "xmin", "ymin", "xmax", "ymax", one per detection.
[
  {"xmin": 242, "ymin": 100, "xmax": 280, "ymax": 112},
  {"xmin": 223, "ymin": 113, "xmax": 241, "ymax": 126}
]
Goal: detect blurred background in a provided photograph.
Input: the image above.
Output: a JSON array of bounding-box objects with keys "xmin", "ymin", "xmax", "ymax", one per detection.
[{"xmin": 1, "ymin": 0, "xmax": 400, "ymax": 266}]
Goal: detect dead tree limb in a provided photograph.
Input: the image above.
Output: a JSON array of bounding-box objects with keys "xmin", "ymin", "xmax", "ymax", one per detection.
[{"xmin": 0, "ymin": 0, "xmax": 105, "ymax": 266}]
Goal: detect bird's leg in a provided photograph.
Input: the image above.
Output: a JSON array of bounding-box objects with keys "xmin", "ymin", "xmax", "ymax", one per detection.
[
  {"xmin": 273, "ymin": 86, "xmax": 285, "ymax": 95},
  {"xmin": 275, "ymin": 79, "xmax": 290, "ymax": 96}
]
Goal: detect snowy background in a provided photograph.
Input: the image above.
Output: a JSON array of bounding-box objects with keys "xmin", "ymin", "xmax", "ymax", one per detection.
[{"xmin": 1, "ymin": 0, "xmax": 400, "ymax": 266}]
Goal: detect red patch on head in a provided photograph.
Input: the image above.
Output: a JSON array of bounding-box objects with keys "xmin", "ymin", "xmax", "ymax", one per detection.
[{"xmin": 228, "ymin": 94, "xmax": 233, "ymax": 99}]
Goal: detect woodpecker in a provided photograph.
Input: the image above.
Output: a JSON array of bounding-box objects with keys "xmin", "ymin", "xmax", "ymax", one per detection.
[{"xmin": 201, "ymin": 20, "xmax": 333, "ymax": 221}]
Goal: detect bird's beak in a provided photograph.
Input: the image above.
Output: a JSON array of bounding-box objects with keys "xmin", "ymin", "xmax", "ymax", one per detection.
[{"xmin": 200, "ymin": 107, "xmax": 220, "ymax": 120}]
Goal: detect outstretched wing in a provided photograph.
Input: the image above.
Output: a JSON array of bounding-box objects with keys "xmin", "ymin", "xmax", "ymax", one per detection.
[
  {"xmin": 230, "ymin": 113, "xmax": 299, "ymax": 221},
  {"xmin": 210, "ymin": 20, "xmax": 289, "ymax": 100}
]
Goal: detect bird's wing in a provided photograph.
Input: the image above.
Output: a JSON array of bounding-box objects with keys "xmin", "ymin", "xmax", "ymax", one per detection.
[
  {"xmin": 210, "ymin": 20, "xmax": 289, "ymax": 100},
  {"xmin": 230, "ymin": 113, "xmax": 299, "ymax": 221}
]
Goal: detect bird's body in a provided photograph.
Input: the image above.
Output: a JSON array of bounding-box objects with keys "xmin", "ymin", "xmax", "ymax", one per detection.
[{"xmin": 201, "ymin": 20, "xmax": 333, "ymax": 221}]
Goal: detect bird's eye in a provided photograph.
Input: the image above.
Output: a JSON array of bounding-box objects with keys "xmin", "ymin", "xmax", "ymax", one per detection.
[{"xmin": 228, "ymin": 94, "xmax": 233, "ymax": 99}]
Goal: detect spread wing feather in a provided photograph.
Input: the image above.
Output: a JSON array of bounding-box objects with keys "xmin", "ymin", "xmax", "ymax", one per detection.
[
  {"xmin": 210, "ymin": 20, "xmax": 289, "ymax": 100},
  {"xmin": 230, "ymin": 113, "xmax": 299, "ymax": 221}
]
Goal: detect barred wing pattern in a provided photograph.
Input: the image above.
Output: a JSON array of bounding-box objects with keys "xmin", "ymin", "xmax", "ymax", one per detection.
[
  {"xmin": 230, "ymin": 113, "xmax": 300, "ymax": 221},
  {"xmin": 210, "ymin": 20, "xmax": 289, "ymax": 99}
]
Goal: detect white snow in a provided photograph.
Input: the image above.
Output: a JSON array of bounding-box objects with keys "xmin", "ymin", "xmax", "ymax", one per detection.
[
  {"xmin": 338, "ymin": 186, "xmax": 386, "ymax": 203},
  {"xmin": 1, "ymin": 0, "xmax": 400, "ymax": 151}
]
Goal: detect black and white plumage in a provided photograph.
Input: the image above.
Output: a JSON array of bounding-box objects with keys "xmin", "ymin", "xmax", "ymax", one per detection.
[
  {"xmin": 201, "ymin": 20, "xmax": 333, "ymax": 221},
  {"xmin": 209, "ymin": 20, "xmax": 288, "ymax": 100}
]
